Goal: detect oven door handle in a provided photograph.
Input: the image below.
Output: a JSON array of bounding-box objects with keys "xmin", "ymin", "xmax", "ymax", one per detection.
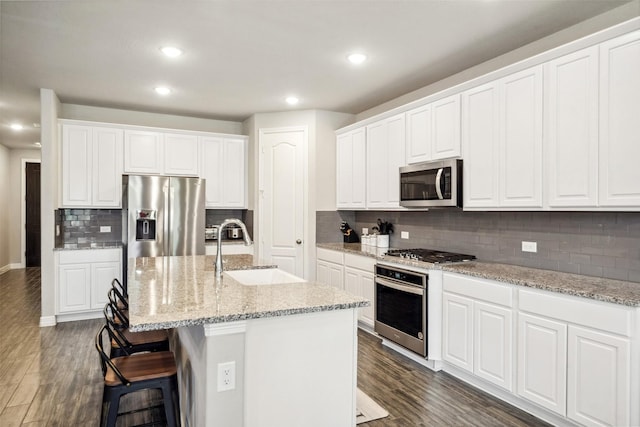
[{"xmin": 376, "ymin": 277, "xmax": 424, "ymax": 295}]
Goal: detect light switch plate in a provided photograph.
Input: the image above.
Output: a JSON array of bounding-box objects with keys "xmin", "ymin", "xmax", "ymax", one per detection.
[
  {"xmin": 401, "ymin": 231, "xmax": 409, "ymax": 239},
  {"xmin": 362, "ymin": 228, "xmax": 368, "ymax": 235},
  {"xmin": 100, "ymin": 226, "xmax": 111, "ymax": 233}
]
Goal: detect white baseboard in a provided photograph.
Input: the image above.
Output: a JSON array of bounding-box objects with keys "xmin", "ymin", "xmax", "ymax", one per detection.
[
  {"xmin": 11, "ymin": 262, "xmax": 24, "ymax": 269},
  {"xmin": 56, "ymin": 311, "xmax": 103, "ymax": 323},
  {"xmin": 39, "ymin": 316, "xmax": 57, "ymax": 327},
  {"xmin": 0, "ymin": 265, "xmax": 9, "ymax": 275}
]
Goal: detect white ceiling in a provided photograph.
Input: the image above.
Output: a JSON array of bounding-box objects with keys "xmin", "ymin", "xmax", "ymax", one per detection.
[{"xmin": 0, "ymin": 0, "xmax": 634, "ymax": 149}]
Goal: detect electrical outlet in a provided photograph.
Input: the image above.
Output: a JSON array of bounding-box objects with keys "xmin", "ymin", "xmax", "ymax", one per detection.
[
  {"xmin": 401, "ymin": 231, "xmax": 409, "ymax": 239},
  {"xmin": 217, "ymin": 361, "xmax": 236, "ymax": 392},
  {"xmin": 522, "ymin": 241, "xmax": 537, "ymax": 253},
  {"xmin": 362, "ymin": 228, "xmax": 368, "ymax": 235},
  {"xmin": 100, "ymin": 226, "xmax": 111, "ymax": 233}
]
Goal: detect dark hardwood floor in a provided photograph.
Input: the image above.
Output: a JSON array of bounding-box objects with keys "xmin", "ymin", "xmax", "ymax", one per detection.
[{"xmin": 1, "ymin": 268, "xmax": 550, "ymax": 426}]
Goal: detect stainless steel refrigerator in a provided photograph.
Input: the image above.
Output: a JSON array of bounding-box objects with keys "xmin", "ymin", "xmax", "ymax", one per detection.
[{"xmin": 122, "ymin": 175, "xmax": 205, "ymax": 274}]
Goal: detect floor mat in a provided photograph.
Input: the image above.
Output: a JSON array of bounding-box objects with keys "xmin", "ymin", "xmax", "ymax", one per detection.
[{"xmin": 356, "ymin": 388, "xmax": 389, "ymax": 424}]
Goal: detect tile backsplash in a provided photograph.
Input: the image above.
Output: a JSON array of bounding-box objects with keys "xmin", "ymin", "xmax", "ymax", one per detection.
[
  {"xmin": 55, "ymin": 209, "xmax": 122, "ymax": 248},
  {"xmin": 317, "ymin": 210, "xmax": 640, "ymax": 283}
]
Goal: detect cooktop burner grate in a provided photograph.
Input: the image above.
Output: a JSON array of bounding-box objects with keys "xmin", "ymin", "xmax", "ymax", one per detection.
[{"xmin": 384, "ymin": 248, "xmax": 476, "ymax": 263}]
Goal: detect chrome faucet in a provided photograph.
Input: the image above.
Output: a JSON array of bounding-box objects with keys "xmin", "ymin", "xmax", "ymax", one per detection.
[{"xmin": 215, "ymin": 218, "xmax": 253, "ymax": 278}]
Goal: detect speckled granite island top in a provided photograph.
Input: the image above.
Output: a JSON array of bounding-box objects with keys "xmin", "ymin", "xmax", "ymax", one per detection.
[
  {"xmin": 318, "ymin": 243, "xmax": 640, "ymax": 307},
  {"xmin": 128, "ymin": 254, "xmax": 369, "ymax": 332}
]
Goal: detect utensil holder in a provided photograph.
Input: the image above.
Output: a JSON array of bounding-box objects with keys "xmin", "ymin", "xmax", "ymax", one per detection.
[{"xmin": 376, "ymin": 234, "xmax": 389, "ymax": 248}]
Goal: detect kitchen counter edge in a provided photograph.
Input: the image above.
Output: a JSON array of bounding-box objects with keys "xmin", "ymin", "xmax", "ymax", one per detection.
[{"xmin": 317, "ymin": 243, "xmax": 640, "ymax": 307}]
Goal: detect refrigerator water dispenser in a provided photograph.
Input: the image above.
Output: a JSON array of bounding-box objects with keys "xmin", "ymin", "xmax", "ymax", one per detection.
[{"xmin": 135, "ymin": 210, "xmax": 157, "ymax": 241}]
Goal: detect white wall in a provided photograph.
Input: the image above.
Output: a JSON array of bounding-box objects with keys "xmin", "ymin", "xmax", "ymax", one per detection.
[
  {"xmin": 357, "ymin": 1, "xmax": 640, "ymax": 121},
  {"xmin": 0, "ymin": 144, "xmax": 10, "ymax": 272},
  {"xmin": 61, "ymin": 104, "xmax": 244, "ymax": 135},
  {"xmin": 8, "ymin": 149, "xmax": 41, "ymax": 265}
]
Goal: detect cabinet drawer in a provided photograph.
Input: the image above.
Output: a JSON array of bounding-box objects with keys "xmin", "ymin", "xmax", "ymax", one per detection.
[
  {"xmin": 59, "ymin": 248, "xmax": 121, "ymax": 264},
  {"xmin": 344, "ymin": 253, "xmax": 375, "ymax": 272},
  {"xmin": 519, "ymin": 289, "xmax": 632, "ymax": 336},
  {"xmin": 317, "ymin": 248, "xmax": 344, "ymax": 264},
  {"xmin": 443, "ymin": 272, "xmax": 513, "ymax": 307}
]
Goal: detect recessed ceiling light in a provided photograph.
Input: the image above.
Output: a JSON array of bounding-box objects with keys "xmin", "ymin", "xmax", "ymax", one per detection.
[
  {"xmin": 160, "ymin": 46, "xmax": 183, "ymax": 58},
  {"xmin": 155, "ymin": 86, "xmax": 171, "ymax": 96},
  {"xmin": 347, "ymin": 53, "xmax": 367, "ymax": 65},
  {"xmin": 286, "ymin": 96, "xmax": 299, "ymax": 105},
  {"xmin": 10, "ymin": 123, "xmax": 23, "ymax": 130}
]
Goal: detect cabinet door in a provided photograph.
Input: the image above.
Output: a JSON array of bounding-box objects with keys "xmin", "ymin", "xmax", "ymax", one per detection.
[
  {"xmin": 316, "ymin": 260, "xmax": 330, "ymax": 285},
  {"xmin": 474, "ymin": 301, "xmax": 513, "ymax": 391},
  {"xmin": 61, "ymin": 125, "xmax": 92, "ymax": 206},
  {"xmin": 599, "ymin": 30, "xmax": 640, "ymax": 207},
  {"xmin": 91, "ymin": 261, "xmax": 121, "ymax": 309},
  {"xmin": 336, "ymin": 129, "xmax": 366, "ymax": 209},
  {"xmin": 124, "ymin": 130, "xmax": 163, "ymax": 174},
  {"xmin": 442, "ymin": 292, "xmax": 473, "ymax": 372},
  {"xmin": 92, "ymin": 127, "xmax": 123, "ymax": 207},
  {"xmin": 517, "ymin": 313, "xmax": 567, "ymax": 416},
  {"xmin": 164, "ymin": 133, "xmax": 199, "ymax": 176},
  {"xmin": 328, "ymin": 262, "xmax": 344, "ymax": 290},
  {"xmin": 499, "ymin": 66, "xmax": 543, "ymax": 208},
  {"xmin": 344, "ymin": 267, "xmax": 361, "ymax": 298},
  {"xmin": 545, "ymin": 47, "xmax": 599, "ymax": 208},
  {"xmin": 462, "ymin": 82, "xmax": 500, "ymax": 208},
  {"xmin": 201, "ymin": 136, "xmax": 224, "ymax": 207},
  {"xmin": 222, "ymin": 138, "xmax": 247, "ymax": 208},
  {"xmin": 359, "ymin": 270, "xmax": 375, "ymax": 329},
  {"xmin": 405, "ymin": 104, "xmax": 432, "ymax": 164},
  {"xmin": 431, "ymin": 94, "xmax": 461, "ymax": 160},
  {"xmin": 567, "ymin": 326, "xmax": 630, "ymax": 427},
  {"xmin": 366, "ymin": 114, "xmax": 404, "ymax": 209},
  {"xmin": 58, "ymin": 264, "xmax": 91, "ymax": 313}
]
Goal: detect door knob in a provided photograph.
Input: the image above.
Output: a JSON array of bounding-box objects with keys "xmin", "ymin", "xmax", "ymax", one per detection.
[{"xmin": 296, "ymin": 239, "xmax": 302, "ymax": 244}]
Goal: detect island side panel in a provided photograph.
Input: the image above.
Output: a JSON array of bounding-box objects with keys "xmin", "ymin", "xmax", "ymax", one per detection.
[{"xmin": 244, "ymin": 309, "xmax": 359, "ymax": 427}]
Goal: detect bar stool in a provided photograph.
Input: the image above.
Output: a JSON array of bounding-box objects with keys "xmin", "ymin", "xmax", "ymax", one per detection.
[
  {"xmin": 103, "ymin": 303, "xmax": 169, "ymax": 358},
  {"xmin": 95, "ymin": 324, "xmax": 180, "ymax": 427}
]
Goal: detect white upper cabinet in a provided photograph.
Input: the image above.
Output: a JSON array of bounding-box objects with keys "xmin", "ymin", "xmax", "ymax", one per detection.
[
  {"xmin": 599, "ymin": 30, "xmax": 640, "ymax": 207},
  {"xmin": 431, "ymin": 94, "xmax": 461, "ymax": 160},
  {"xmin": 405, "ymin": 103, "xmax": 432, "ymax": 164},
  {"xmin": 462, "ymin": 66, "xmax": 543, "ymax": 209},
  {"xmin": 163, "ymin": 133, "xmax": 200, "ymax": 176},
  {"xmin": 366, "ymin": 113, "xmax": 405, "ymax": 209},
  {"xmin": 123, "ymin": 130, "xmax": 163, "ymax": 174},
  {"xmin": 125, "ymin": 130, "xmax": 199, "ymax": 176},
  {"xmin": 336, "ymin": 128, "xmax": 366, "ymax": 209},
  {"xmin": 545, "ymin": 46, "xmax": 599, "ymax": 208},
  {"xmin": 462, "ymin": 82, "xmax": 500, "ymax": 208},
  {"xmin": 499, "ymin": 66, "xmax": 543, "ymax": 208},
  {"xmin": 200, "ymin": 136, "xmax": 247, "ymax": 208},
  {"xmin": 405, "ymin": 94, "xmax": 461, "ymax": 164},
  {"xmin": 61, "ymin": 124, "xmax": 123, "ymax": 208}
]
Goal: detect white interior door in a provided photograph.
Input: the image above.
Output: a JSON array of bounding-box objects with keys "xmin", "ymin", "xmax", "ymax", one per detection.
[{"xmin": 259, "ymin": 128, "xmax": 305, "ymax": 277}]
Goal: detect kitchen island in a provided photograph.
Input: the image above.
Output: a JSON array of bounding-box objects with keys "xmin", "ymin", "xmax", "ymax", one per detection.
[{"xmin": 127, "ymin": 254, "xmax": 369, "ymax": 427}]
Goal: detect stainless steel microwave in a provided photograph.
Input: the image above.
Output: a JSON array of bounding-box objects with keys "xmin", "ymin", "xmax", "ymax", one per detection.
[{"xmin": 399, "ymin": 159, "xmax": 462, "ymax": 208}]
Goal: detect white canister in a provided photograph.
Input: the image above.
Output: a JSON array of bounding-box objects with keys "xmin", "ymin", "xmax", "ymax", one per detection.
[
  {"xmin": 376, "ymin": 234, "xmax": 389, "ymax": 248},
  {"xmin": 361, "ymin": 235, "xmax": 370, "ymax": 246}
]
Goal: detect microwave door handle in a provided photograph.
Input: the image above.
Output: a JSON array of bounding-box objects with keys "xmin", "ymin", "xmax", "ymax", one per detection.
[{"xmin": 435, "ymin": 168, "xmax": 444, "ymax": 199}]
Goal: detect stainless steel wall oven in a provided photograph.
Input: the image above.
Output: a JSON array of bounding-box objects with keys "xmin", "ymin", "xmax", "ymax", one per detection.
[{"xmin": 374, "ymin": 264, "xmax": 428, "ymax": 357}]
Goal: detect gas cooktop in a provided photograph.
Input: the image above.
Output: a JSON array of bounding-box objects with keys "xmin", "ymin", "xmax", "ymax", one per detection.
[{"xmin": 384, "ymin": 248, "xmax": 476, "ymax": 264}]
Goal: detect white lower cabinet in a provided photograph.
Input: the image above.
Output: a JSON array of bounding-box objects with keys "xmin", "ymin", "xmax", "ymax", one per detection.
[
  {"xmin": 344, "ymin": 253, "xmax": 375, "ymax": 328},
  {"xmin": 442, "ymin": 273, "xmax": 514, "ymax": 391},
  {"xmin": 316, "ymin": 248, "xmax": 344, "ymax": 290},
  {"xmin": 315, "ymin": 248, "xmax": 375, "ymax": 327},
  {"xmin": 517, "ymin": 312, "xmax": 568, "ymax": 415},
  {"xmin": 444, "ymin": 272, "xmax": 638, "ymax": 426},
  {"xmin": 57, "ymin": 248, "xmax": 121, "ymax": 319},
  {"xmin": 567, "ymin": 326, "xmax": 630, "ymax": 427}
]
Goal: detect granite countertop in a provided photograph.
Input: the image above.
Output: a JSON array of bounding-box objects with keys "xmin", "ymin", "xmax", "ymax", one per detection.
[
  {"xmin": 128, "ymin": 254, "xmax": 369, "ymax": 332},
  {"xmin": 317, "ymin": 243, "xmax": 640, "ymax": 307},
  {"xmin": 54, "ymin": 242, "xmax": 123, "ymax": 251}
]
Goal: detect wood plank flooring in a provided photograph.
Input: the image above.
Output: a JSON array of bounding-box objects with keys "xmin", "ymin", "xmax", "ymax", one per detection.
[{"xmin": 1, "ymin": 268, "xmax": 551, "ymax": 426}]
